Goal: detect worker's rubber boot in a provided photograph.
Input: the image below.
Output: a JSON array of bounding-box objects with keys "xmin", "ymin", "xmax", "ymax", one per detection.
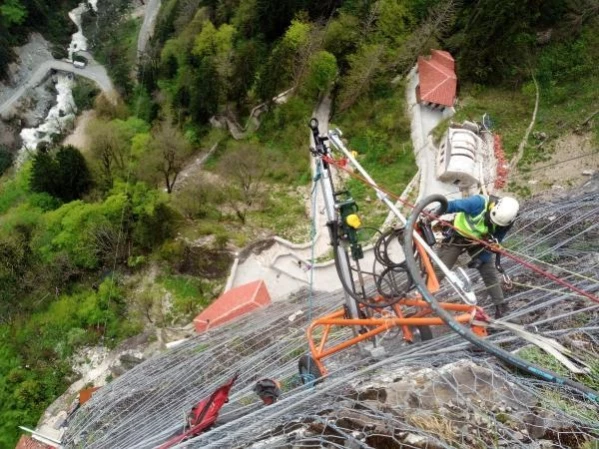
[{"xmin": 494, "ymin": 303, "xmax": 509, "ymax": 319}]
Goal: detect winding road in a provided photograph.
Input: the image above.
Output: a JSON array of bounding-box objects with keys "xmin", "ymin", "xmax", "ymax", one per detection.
[
  {"xmin": 0, "ymin": 59, "xmax": 115, "ymax": 119},
  {"xmin": 137, "ymin": 0, "xmax": 162, "ymax": 59},
  {"xmin": 1, "ymin": 0, "xmax": 164, "ymax": 121},
  {"xmin": 226, "ymin": 96, "xmax": 345, "ymax": 300},
  {"xmin": 225, "ymin": 71, "xmax": 471, "ymax": 300}
]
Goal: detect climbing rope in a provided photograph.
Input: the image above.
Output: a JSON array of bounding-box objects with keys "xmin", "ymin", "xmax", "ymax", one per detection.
[
  {"xmin": 308, "ymin": 161, "xmax": 322, "ymax": 324},
  {"xmin": 504, "ymin": 244, "xmax": 599, "ymax": 286},
  {"xmin": 509, "ymin": 280, "xmax": 599, "ymax": 300},
  {"xmin": 301, "ymin": 157, "xmax": 322, "ymax": 386},
  {"xmin": 101, "ymin": 61, "xmax": 149, "ymax": 338}
]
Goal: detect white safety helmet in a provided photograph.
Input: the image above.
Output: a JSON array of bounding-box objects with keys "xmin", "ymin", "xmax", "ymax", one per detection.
[{"xmin": 490, "ymin": 197, "xmax": 519, "ymax": 227}]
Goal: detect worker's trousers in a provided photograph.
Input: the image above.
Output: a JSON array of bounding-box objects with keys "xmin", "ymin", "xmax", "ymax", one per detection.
[{"xmin": 433, "ymin": 243, "xmax": 505, "ymax": 305}]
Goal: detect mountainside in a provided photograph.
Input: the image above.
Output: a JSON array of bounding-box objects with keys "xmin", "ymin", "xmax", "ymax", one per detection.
[{"xmin": 62, "ymin": 176, "xmax": 599, "ymax": 448}]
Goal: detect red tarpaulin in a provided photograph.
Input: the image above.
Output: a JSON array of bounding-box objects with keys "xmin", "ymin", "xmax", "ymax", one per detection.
[{"xmin": 158, "ymin": 375, "xmax": 238, "ymax": 449}]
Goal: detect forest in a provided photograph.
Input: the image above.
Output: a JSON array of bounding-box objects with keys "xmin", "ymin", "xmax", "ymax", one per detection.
[
  {"xmin": 0, "ymin": 0, "xmax": 79, "ymax": 76},
  {"xmin": 0, "ymin": 0, "xmax": 598, "ymax": 446}
]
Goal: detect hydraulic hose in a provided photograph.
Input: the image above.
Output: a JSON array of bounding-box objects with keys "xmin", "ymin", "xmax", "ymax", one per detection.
[
  {"xmin": 331, "ymin": 230, "xmax": 371, "ymax": 308},
  {"xmin": 403, "ymin": 194, "xmax": 599, "ymax": 402}
]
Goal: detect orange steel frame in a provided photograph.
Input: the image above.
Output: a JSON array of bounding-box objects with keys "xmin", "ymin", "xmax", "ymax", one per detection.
[{"xmin": 306, "ymin": 238, "xmax": 488, "ymax": 376}]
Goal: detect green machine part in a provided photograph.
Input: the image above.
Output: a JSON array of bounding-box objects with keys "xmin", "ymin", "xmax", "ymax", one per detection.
[{"xmin": 337, "ymin": 195, "xmax": 364, "ymax": 261}]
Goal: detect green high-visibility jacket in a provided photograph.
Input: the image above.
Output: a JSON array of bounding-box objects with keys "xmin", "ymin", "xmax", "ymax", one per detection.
[
  {"xmin": 445, "ymin": 195, "xmax": 510, "ymax": 263},
  {"xmin": 453, "ymin": 196, "xmax": 492, "ymax": 239}
]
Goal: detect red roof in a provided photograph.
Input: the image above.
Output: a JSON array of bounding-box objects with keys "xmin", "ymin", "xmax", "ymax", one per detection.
[
  {"xmin": 194, "ymin": 280, "xmax": 271, "ymax": 333},
  {"xmin": 417, "ymin": 50, "xmax": 457, "ymax": 107},
  {"xmin": 430, "ymin": 50, "xmax": 455, "ymax": 71},
  {"xmin": 15, "ymin": 436, "xmax": 52, "ymax": 449}
]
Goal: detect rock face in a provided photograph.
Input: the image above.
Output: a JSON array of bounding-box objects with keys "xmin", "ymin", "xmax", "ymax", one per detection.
[
  {"xmin": 0, "ymin": 33, "xmax": 54, "ymax": 91},
  {"xmin": 379, "ymin": 360, "xmax": 520, "ymax": 409},
  {"xmin": 16, "ymin": 77, "xmax": 58, "ymax": 127},
  {"xmin": 240, "ymin": 358, "xmax": 596, "ymax": 449},
  {"xmin": 279, "ymin": 360, "xmax": 588, "ymax": 449},
  {"xmin": 0, "ymin": 34, "xmax": 58, "ymax": 150}
]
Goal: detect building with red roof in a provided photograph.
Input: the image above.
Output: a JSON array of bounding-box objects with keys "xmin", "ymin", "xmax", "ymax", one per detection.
[
  {"xmin": 193, "ymin": 280, "xmax": 271, "ymax": 333},
  {"xmin": 416, "ymin": 50, "xmax": 457, "ymax": 109},
  {"xmin": 15, "ymin": 435, "xmax": 53, "ymax": 449}
]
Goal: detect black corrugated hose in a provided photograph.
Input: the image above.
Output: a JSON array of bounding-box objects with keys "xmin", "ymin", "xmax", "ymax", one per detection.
[{"xmin": 403, "ymin": 194, "xmax": 599, "ymax": 402}]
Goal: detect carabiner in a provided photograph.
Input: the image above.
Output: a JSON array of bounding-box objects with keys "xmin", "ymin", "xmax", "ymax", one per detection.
[{"xmin": 501, "ymin": 272, "xmax": 513, "ymax": 290}]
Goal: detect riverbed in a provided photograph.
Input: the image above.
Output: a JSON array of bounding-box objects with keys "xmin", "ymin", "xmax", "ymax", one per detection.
[{"xmin": 17, "ymin": 1, "xmax": 98, "ymax": 163}]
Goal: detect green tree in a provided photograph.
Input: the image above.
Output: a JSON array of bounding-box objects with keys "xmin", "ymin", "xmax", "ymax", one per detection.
[
  {"xmin": 323, "ymin": 12, "xmax": 360, "ymax": 70},
  {"xmin": 256, "ymin": 19, "xmax": 321, "ymax": 101},
  {"xmin": 161, "ymin": 52, "xmax": 179, "ymax": 79},
  {"xmin": 0, "ymin": 35, "xmax": 14, "ymax": 79},
  {"xmin": 87, "ymin": 119, "xmax": 135, "ymax": 186},
  {"xmin": 217, "ymin": 145, "xmax": 267, "ymax": 224},
  {"xmin": 254, "ymin": 0, "xmax": 308, "ymax": 40},
  {"xmin": 30, "ymin": 149, "xmax": 59, "ymax": 197},
  {"xmin": 446, "ymin": 0, "xmax": 539, "ymax": 82},
  {"xmin": 376, "ymin": 0, "xmax": 413, "ymax": 45},
  {"xmin": 192, "ymin": 20, "xmax": 237, "ymax": 103},
  {"xmin": 189, "ymin": 59, "xmax": 220, "ymax": 123},
  {"xmin": 54, "ymin": 145, "xmax": 93, "ymax": 202},
  {"xmin": 0, "ymin": 146, "xmax": 14, "ymax": 176},
  {"xmin": 255, "ymin": 44, "xmax": 290, "ymax": 102},
  {"xmin": 132, "ymin": 85, "xmax": 158, "ymax": 123},
  {"xmin": 141, "ymin": 123, "xmax": 192, "ymax": 193},
  {"xmin": 304, "ymin": 50, "xmax": 338, "ymax": 97},
  {"xmin": 103, "ymin": 31, "xmax": 134, "ymax": 96},
  {"xmin": 229, "ymin": 38, "xmax": 266, "ymax": 107},
  {"xmin": 30, "ymin": 146, "xmax": 92, "ymax": 202},
  {"xmin": 154, "ymin": 0, "xmax": 181, "ymax": 44},
  {"xmin": 0, "ymin": 219, "xmax": 39, "ymax": 324},
  {"xmin": 0, "ymin": 0, "xmax": 27, "ymax": 25},
  {"xmin": 394, "ymin": 0, "xmax": 457, "ymax": 73},
  {"xmin": 285, "ymin": 19, "xmax": 320, "ymax": 88},
  {"xmin": 232, "ymin": 0, "xmax": 259, "ymax": 38},
  {"xmin": 337, "ymin": 43, "xmax": 385, "ymax": 111}
]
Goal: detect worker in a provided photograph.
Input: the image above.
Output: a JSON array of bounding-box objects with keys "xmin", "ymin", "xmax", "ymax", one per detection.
[{"xmin": 429, "ymin": 195, "xmax": 519, "ymax": 318}]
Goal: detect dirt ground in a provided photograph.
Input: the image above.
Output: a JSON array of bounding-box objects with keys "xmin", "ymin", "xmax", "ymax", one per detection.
[
  {"xmin": 62, "ymin": 109, "xmax": 95, "ymax": 151},
  {"xmin": 514, "ymin": 132, "xmax": 599, "ymax": 195}
]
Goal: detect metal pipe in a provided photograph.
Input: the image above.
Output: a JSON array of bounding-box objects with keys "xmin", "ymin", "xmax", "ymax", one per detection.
[{"xmin": 327, "ymin": 130, "xmax": 476, "ymax": 305}]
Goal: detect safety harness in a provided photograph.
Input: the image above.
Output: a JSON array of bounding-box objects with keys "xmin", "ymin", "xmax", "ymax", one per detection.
[{"xmin": 446, "ymin": 196, "xmax": 513, "ymax": 289}]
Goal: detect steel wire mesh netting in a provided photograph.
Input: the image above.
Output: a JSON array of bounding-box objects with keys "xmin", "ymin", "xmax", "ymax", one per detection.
[{"xmin": 62, "ymin": 187, "xmax": 599, "ymax": 448}]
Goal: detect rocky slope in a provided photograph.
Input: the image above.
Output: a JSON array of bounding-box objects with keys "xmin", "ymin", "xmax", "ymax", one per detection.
[{"xmin": 59, "ymin": 176, "xmax": 599, "ymax": 448}]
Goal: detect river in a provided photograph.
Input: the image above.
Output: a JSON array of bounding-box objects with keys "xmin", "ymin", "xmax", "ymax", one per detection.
[{"xmin": 17, "ymin": 1, "xmax": 98, "ymax": 164}]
